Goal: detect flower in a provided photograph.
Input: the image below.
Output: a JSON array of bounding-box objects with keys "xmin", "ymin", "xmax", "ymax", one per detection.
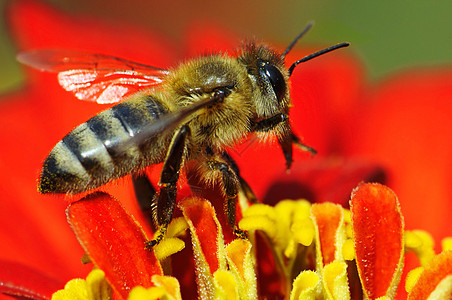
[
  {"xmin": 15, "ymin": 182, "xmax": 452, "ymax": 299},
  {"xmin": 0, "ymin": 0, "xmax": 178, "ymax": 296},
  {"xmin": 1, "ymin": 0, "xmax": 452, "ymax": 299}
]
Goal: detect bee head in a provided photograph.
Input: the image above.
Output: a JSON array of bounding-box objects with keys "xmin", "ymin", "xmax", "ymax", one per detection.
[
  {"xmin": 239, "ymin": 23, "xmax": 349, "ymax": 122},
  {"xmin": 238, "ymin": 23, "xmax": 349, "ymax": 165},
  {"xmin": 239, "ymin": 43, "xmax": 291, "ymax": 119}
]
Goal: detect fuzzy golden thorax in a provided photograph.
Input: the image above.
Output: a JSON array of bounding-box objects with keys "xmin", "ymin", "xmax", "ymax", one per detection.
[{"xmin": 162, "ymin": 54, "xmax": 255, "ymax": 152}]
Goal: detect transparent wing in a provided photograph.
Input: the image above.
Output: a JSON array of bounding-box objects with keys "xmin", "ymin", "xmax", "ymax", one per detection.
[
  {"xmin": 118, "ymin": 94, "xmax": 221, "ymax": 151},
  {"xmin": 17, "ymin": 49, "xmax": 170, "ymax": 104},
  {"xmin": 56, "ymin": 68, "xmax": 167, "ymax": 104}
]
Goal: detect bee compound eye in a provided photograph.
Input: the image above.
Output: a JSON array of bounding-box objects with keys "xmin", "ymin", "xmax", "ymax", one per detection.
[{"xmin": 260, "ymin": 61, "xmax": 286, "ymax": 102}]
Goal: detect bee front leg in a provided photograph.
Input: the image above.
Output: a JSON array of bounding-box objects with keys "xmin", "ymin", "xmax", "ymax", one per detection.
[
  {"xmin": 291, "ymin": 133, "xmax": 317, "ymax": 155},
  {"xmin": 278, "ymin": 132, "xmax": 316, "ymax": 170},
  {"xmin": 251, "ymin": 114, "xmax": 316, "ymax": 170},
  {"xmin": 146, "ymin": 125, "xmax": 190, "ymax": 249},
  {"xmin": 207, "ymin": 160, "xmax": 248, "ymax": 239}
]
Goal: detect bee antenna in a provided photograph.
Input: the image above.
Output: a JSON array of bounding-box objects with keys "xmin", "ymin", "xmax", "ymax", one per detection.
[
  {"xmin": 288, "ymin": 42, "xmax": 350, "ymax": 77},
  {"xmin": 281, "ymin": 21, "xmax": 314, "ymax": 59}
]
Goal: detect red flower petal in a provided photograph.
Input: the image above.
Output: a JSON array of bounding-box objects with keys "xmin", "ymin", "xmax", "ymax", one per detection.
[
  {"xmin": 1, "ymin": 0, "xmax": 177, "ymax": 281},
  {"xmin": 408, "ymin": 251, "xmax": 452, "ymax": 300},
  {"xmin": 0, "ymin": 91, "xmax": 88, "ymax": 280},
  {"xmin": 350, "ymin": 183, "xmax": 404, "ymax": 299},
  {"xmin": 347, "ymin": 69, "xmax": 452, "ymax": 245},
  {"xmin": 67, "ymin": 192, "xmax": 162, "ymax": 299},
  {"xmin": 0, "ymin": 260, "xmax": 64, "ymax": 300},
  {"xmin": 286, "ymin": 49, "xmax": 364, "ymax": 156}
]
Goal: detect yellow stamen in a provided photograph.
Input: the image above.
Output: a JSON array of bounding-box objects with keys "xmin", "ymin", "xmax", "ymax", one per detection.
[
  {"xmin": 405, "ymin": 267, "xmax": 424, "ymax": 293},
  {"xmin": 166, "ymin": 217, "xmax": 189, "ymax": 238},
  {"xmin": 153, "ymin": 237, "xmax": 185, "ymax": 261},
  {"xmin": 213, "ymin": 270, "xmax": 239, "ymax": 300},
  {"xmin": 239, "ymin": 214, "xmax": 277, "ymax": 241},
  {"xmin": 323, "ymin": 261, "xmax": 350, "ymax": 300},
  {"xmin": 290, "ymin": 271, "xmax": 321, "ymax": 300},
  {"xmin": 291, "ymin": 218, "xmax": 315, "ymax": 247},
  {"xmin": 441, "ymin": 237, "xmax": 452, "ymax": 252},
  {"xmin": 342, "ymin": 239, "xmax": 355, "ymax": 261},
  {"xmin": 405, "ymin": 230, "xmax": 435, "ymax": 266},
  {"xmin": 52, "ymin": 269, "xmax": 111, "ymax": 300},
  {"xmin": 128, "ymin": 286, "xmax": 167, "ymax": 300}
]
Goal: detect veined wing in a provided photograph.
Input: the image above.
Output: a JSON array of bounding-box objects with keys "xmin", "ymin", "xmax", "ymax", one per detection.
[{"xmin": 17, "ymin": 49, "xmax": 170, "ymax": 104}]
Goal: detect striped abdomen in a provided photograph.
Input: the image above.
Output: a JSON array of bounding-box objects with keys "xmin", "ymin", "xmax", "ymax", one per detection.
[{"xmin": 39, "ymin": 94, "xmax": 171, "ymax": 194}]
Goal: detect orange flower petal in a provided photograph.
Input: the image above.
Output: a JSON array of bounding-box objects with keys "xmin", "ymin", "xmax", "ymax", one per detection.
[
  {"xmin": 226, "ymin": 239, "xmax": 257, "ymax": 298},
  {"xmin": 226, "ymin": 240, "xmax": 248, "ymax": 281},
  {"xmin": 179, "ymin": 197, "xmax": 226, "ymax": 274},
  {"xmin": 350, "ymin": 183, "xmax": 404, "ymax": 299},
  {"xmin": 179, "ymin": 197, "xmax": 227, "ymax": 298},
  {"xmin": 67, "ymin": 192, "xmax": 162, "ymax": 299},
  {"xmin": 311, "ymin": 202, "xmax": 344, "ymax": 266},
  {"xmin": 408, "ymin": 251, "xmax": 452, "ymax": 299}
]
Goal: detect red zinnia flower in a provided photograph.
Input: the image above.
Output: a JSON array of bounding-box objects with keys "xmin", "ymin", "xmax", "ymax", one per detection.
[{"xmin": 1, "ymin": 1, "xmax": 451, "ymax": 299}]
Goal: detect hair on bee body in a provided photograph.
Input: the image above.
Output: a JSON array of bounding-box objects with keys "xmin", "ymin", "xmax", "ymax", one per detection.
[{"xmin": 18, "ymin": 22, "xmax": 349, "ymax": 247}]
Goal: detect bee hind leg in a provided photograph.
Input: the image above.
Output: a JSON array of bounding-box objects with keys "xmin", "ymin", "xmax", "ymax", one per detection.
[
  {"xmin": 145, "ymin": 125, "xmax": 190, "ymax": 249},
  {"xmin": 131, "ymin": 173, "xmax": 157, "ymax": 231}
]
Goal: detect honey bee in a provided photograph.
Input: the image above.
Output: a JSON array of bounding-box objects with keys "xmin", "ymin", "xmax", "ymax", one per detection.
[{"xmin": 18, "ymin": 23, "xmax": 349, "ymax": 246}]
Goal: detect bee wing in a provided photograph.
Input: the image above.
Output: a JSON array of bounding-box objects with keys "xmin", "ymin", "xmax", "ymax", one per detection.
[
  {"xmin": 119, "ymin": 95, "xmax": 220, "ymax": 151},
  {"xmin": 57, "ymin": 68, "xmax": 168, "ymax": 104},
  {"xmin": 17, "ymin": 50, "xmax": 170, "ymax": 104}
]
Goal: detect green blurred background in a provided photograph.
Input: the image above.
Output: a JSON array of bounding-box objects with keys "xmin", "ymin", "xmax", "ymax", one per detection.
[{"xmin": 1, "ymin": 0, "xmax": 452, "ymax": 94}]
